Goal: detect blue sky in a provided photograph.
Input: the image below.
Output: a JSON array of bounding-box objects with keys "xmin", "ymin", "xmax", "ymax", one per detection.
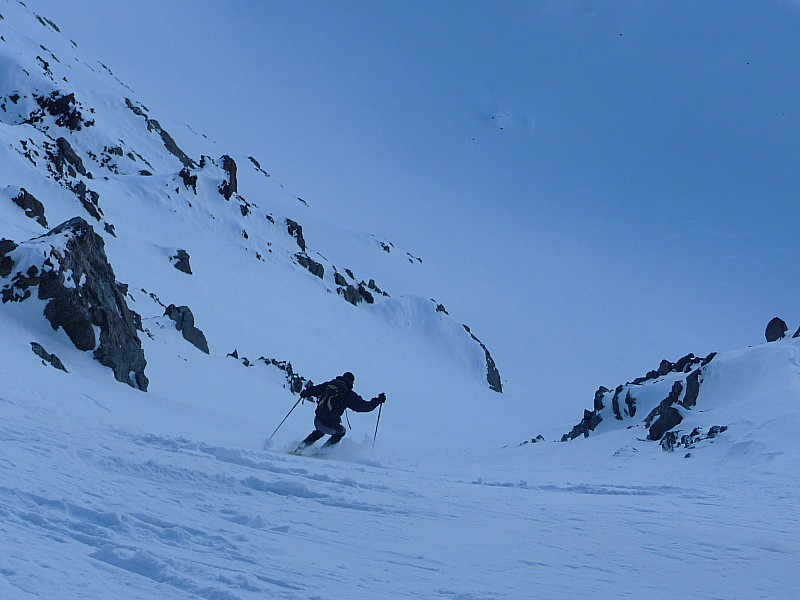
[{"xmin": 33, "ymin": 0, "xmax": 800, "ymax": 406}]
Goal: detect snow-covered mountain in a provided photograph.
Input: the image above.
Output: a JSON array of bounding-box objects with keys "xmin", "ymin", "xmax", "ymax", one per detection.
[
  {"xmin": 2, "ymin": 2, "xmax": 799, "ymax": 598},
  {"xmin": 0, "ymin": 0, "xmax": 505, "ymax": 406}
]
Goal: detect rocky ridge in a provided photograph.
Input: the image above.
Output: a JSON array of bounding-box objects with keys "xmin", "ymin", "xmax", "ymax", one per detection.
[
  {"xmin": 0, "ymin": 3, "xmax": 503, "ymax": 394},
  {"xmin": 0, "ymin": 217, "xmax": 148, "ymax": 390},
  {"xmin": 560, "ymin": 350, "xmax": 717, "ymax": 446},
  {"xmin": 555, "ymin": 315, "xmax": 800, "ymax": 451}
]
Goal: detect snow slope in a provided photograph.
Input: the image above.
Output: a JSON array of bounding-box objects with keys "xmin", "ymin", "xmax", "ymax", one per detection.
[
  {"xmin": 1, "ymin": 2, "xmax": 799, "ymax": 598},
  {"xmin": 0, "ymin": 0, "xmax": 514, "ymax": 447},
  {"xmin": 29, "ymin": 0, "xmax": 800, "ymax": 416},
  {"xmin": 3, "ymin": 330, "xmax": 799, "ymax": 599}
]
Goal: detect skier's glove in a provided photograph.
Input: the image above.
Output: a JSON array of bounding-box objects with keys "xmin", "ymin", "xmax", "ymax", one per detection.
[
  {"xmin": 375, "ymin": 393, "xmax": 387, "ymax": 404},
  {"xmin": 299, "ymin": 389, "xmax": 310, "ymax": 399}
]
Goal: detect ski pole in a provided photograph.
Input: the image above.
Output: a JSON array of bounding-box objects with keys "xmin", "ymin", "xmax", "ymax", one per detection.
[
  {"xmin": 269, "ymin": 396, "xmax": 303, "ymax": 441},
  {"xmin": 372, "ymin": 403, "xmax": 383, "ymax": 450}
]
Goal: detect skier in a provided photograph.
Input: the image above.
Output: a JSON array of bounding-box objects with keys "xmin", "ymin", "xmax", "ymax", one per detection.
[{"xmin": 293, "ymin": 371, "xmax": 386, "ymax": 452}]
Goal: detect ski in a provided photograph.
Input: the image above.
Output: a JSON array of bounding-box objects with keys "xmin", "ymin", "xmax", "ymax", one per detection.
[{"xmin": 286, "ymin": 447, "xmax": 332, "ymax": 459}]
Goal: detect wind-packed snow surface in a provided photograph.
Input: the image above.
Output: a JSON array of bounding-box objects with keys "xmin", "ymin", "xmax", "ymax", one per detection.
[{"xmin": 1, "ymin": 2, "xmax": 799, "ymax": 598}]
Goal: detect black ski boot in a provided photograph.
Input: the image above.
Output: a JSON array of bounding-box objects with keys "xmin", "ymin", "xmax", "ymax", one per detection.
[{"xmin": 292, "ymin": 430, "xmax": 324, "ymax": 454}]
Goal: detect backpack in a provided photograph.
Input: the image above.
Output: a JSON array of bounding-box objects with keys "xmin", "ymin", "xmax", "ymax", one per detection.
[{"xmin": 315, "ymin": 378, "xmax": 348, "ymax": 421}]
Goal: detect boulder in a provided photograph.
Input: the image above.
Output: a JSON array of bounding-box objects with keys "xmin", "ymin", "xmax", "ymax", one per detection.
[{"xmin": 765, "ymin": 317, "xmax": 788, "ymax": 342}]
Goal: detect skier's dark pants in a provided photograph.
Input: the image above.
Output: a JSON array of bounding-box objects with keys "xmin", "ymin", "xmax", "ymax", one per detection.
[{"xmin": 301, "ymin": 417, "xmax": 346, "ymax": 448}]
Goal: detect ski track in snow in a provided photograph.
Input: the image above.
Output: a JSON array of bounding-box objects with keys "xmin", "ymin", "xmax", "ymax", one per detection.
[{"xmin": 2, "ymin": 389, "xmax": 798, "ymax": 600}]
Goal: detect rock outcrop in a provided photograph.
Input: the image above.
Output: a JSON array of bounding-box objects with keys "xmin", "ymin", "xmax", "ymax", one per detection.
[
  {"xmin": 0, "ymin": 239, "xmax": 17, "ymax": 277},
  {"xmin": 55, "ymin": 136, "xmax": 88, "ymax": 177},
  {"xmin": 286, "ymin": 219, "xmax": 306, "ymax": 252},
  {"xmin": 179, "ymin": 168, "xmax": 198, "ymax": 193},
  {"xmin": 170, "ymin": 249, "xmax": 192, "ymax": 275},
  {"xmin": 218, "ymin": 155, "xmax": 238, "ymax": 200},
  {"xmin": 30, "ymin": 341, "xmax": 67, "ymax": 372},
  {"xmin": 644, "ymin": 381, "xmax": 684, "ymax": 441},
  {"xmin": 68, "ymin": 180, "xmax": 102, "ymax": 221},
  {"xmin": 679, "ymin": 368, "xmax": 703, "ymax": 409},
  {"xmin": 165, "ymin": 304, "xmax": 209, "ymax": 354},
  {"xmin": 247, "ymin": 156, "xmax": 270, "ymax": 177},
  {"xmin": 295, "ymin": 253, "xmax": 324, "ymax": 279},
  {"xmin": 462, "ymin": 324, "xmax": 503, "ymax": 393},
  {"xmin": 562, "ymin": 409, "xmax": 603, "ymax": 441},
  {"xmin": 629, "ymin": 352, "xmax": 712, "ymax": 385},
  {"xmin": 33, "ymin": 91, "xmax": 92, "ymax": 131},
  {"xmin": 10, "ymin": 188, "xmax": 48, "ymax": 227},
  {"xmin": 593, "ymin": 386, "xmax": 610, "ymax": 411},
  {"xmin": 257, "ymin": 357, "xmax": 309, "ymax": 394},
  {"xmin": 560, "ymin": 351, "xmax": 716, "ymax": 444},
  {"xmin": 124, "ymin": 98, "xmax": 195, "ymax": 168},
  {"xmin": 662, "ymin": 425, "xmax": 728, "ymax": 454},
  {"xmin": 1, "ymin": 217, "xmax": 148, "ymax": 390}
]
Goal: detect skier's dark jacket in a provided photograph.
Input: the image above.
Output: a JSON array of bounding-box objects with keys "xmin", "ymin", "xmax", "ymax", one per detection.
[{"xmin": 301, "ymin": 376, "xmax": 382, "ymax": 427}]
